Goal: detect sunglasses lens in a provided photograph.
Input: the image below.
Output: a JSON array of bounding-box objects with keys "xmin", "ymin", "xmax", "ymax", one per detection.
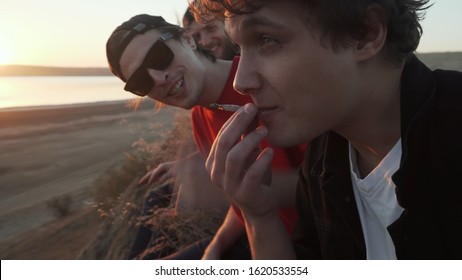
[
  {"xmin": 124, "ymin": 68, "xmax": 152, "ymax": 96},
  {"xmin": 123, "ymin": 34, "xmax": 174, "ymax": 96},
  {"xmin": 145, "ymin": 40, "xmax": 174, "ymax": 70}
]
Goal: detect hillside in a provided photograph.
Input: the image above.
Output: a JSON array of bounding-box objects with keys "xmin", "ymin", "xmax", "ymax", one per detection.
[
  {"xmin": 0, "ymin": 65, "xmax": 111, "ymax": 76},
  {"xmin": 416, "ymin": 52, "xmax": 462, "ymax": 72}
]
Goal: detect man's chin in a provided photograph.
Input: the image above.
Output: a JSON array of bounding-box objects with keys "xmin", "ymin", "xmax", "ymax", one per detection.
[{"xmin": 267, "ymin": 133, "xmax": 285, "ymax": 147}]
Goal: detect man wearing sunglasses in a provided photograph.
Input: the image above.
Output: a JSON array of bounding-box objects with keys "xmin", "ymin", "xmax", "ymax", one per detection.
[
  {"xmin": 137, "ymin": 5, "xmax": 240, "ymax": 193},
  {"xmin": 106, "ymin": 14, "xmax": 306, "ymax": 259}
]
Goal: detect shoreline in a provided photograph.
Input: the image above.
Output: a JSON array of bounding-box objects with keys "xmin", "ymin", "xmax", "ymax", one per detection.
[
  {"xmin": 0, "ymin": 100, "xmax": 180, "ymax": 241},
  {"xmin": 0, "ymin": 99, "xmax": 158, "ymax": 129},
  {"xmin": 0, "ymin": 99, "xmax": 133, "ymax": 113}
]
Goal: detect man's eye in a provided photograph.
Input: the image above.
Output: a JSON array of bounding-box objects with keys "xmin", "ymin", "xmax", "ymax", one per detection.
[
  {"xmin": 205, "ymin": 25, "xmax": 218, "ymax": 32},
  {"xmin": 261, "ymin": 35, "xmax": 276, "ymax": 45}
]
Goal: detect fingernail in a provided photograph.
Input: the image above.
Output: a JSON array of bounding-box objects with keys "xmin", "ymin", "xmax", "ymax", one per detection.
[
  {"xmin": 244, "ymin": 103, "xmax": 256, "ymax": 113},
  {"xmin": 256, "ymin": 126, "xmax": 267, "ymax": 135}
]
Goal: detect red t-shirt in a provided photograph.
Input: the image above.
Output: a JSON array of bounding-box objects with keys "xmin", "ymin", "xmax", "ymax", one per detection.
[{"xmin": 191, "ymin": 56, "xmax": 306, "ymax": 233}]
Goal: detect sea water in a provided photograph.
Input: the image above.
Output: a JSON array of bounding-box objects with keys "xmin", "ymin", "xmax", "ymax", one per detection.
[{"xmin": 0, "ymin": 76, "xmax": 135, "ymax": 109}]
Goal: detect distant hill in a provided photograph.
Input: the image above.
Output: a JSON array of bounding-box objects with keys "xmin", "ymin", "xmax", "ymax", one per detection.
[
  {"xmin": 416, "ymin": 52, "xmax": 462, "ymax": 72},
  {"xmin": 0, "ymin": 65, "xmax": 112, "ymax": 76},
  {"xmin": 0, "ymin": 52, "xmax": 460, "ymax": 76}
]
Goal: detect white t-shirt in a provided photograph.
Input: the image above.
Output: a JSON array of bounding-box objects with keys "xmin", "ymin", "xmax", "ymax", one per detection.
[{"xmin": 349, "ymin": 139, "xmax": 404, "ymax": 259}]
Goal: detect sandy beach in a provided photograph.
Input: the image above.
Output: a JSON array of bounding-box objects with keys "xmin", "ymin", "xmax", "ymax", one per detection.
[{"xmin": 0, "ymin": 100, "xmax": 180, "ymax": 242}]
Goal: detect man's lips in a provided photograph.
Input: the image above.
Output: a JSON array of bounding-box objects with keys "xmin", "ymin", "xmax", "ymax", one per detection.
[
  {"xmin": 166, "ymin": 77, "xmax": 184, "ymax": 97},
  {"xmin": 257, "ymin": 106, "xmax": 278, "ymax": 113},
  {"xmin": 256, "ymin": 106, "xmax": 278, "ymax": 123}
]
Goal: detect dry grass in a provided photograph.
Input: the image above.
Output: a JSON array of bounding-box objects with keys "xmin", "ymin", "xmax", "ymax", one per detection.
[
  {"xmin": 81, "ymin": 108, "xmax": 223, "ymax": 259},
  {"xmin": 136, "ymin": 207, "xmax": 224, "ymax": 259},
  {"xmin": 46, "ymin": 194, "xmax": 74, "ymax": 219}
]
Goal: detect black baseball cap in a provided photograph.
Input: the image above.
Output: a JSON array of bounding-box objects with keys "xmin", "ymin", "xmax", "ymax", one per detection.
[{"xmin": 106, "ymin": 14, "xmax": 175, "ymax": 81}]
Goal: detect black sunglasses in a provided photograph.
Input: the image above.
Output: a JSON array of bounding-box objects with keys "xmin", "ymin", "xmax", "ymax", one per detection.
[{"xmin": 124, "ymin": 32, "xmax": 175, "ymax": 96}]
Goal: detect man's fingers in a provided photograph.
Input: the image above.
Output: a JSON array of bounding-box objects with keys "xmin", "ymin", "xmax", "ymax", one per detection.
[
  {"xmin": 139, "ymin": 172, "xmax": 150, "ymax": 184},
  {"xmin": 206, "ymin": 103, "xmax": 259, "ymax": 187},
  {"xmin": 243, "ymin": 147, "xmax": 273, "ymax": 188},
  {"xmin": 158, "ymin": 172, "xmax": 170, "ymax": 184},
  {"xmin": 224, "ymin": 126, "xmax": 268, "ymax": 192}
]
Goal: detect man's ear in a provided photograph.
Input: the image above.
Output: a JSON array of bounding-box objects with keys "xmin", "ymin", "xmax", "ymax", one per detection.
[
  {"xmin": 355, "ymin": 5, "xmax": 387, "ymax": 61},
  {"xmin": 182, "ymin": 32, "xmax": 197, "ymax": 50}
]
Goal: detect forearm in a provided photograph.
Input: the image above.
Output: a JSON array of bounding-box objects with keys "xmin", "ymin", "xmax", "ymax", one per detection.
[
  {"xmin": 244, "ymin": 213, "xmax": 296, "ymax": 260},
  {"xmin": 202, "ymin": 207, "xmax": 245, "ymax": 259},
  {"xmin": 212, "ymin": 208, "xmax": 245, "ymax": 249}
]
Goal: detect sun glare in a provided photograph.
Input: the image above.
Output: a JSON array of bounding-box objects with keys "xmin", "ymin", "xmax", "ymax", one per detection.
[{"xmin": 0, "ymin": 39, "xmax": 13, "ymax": 64}]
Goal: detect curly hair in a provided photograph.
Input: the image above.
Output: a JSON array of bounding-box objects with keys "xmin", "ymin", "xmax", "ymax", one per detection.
[{"xmin": 192, "ymin": 0, "xmax": 431, "ymax": 62}]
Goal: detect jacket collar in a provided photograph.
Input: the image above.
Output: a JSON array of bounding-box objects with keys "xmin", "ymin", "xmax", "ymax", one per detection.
[
  {"xmin": 308, "ymin": 54, "xmax": 436, "ymax": 250},
  {"xmin": 399, "ymin": 53, "xmax": 436, "ymax": 143},
  {"xmin": 310, "ymin": 54, "xmax": 436, "ymax": 189}
]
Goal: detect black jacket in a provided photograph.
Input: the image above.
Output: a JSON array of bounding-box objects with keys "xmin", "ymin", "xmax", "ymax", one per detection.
[{"xmin": 294, "ymin": 54, "xmax": 462, "ymax": 259}]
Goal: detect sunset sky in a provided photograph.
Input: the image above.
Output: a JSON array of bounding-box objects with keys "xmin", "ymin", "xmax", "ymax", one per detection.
[{"xmin": 0, "ymin": 0, "xmax": 461, "ymax": 67}]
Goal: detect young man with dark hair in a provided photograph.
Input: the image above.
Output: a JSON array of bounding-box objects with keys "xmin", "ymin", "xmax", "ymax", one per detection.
[{"xmin": 193, "ymin": 0, "xmax": 462, "ymax": 259}]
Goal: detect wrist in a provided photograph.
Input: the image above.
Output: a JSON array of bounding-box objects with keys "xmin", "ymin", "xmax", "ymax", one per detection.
[
  {"xmin": 243, "ymin": 211, "xmax": 294, "ymax": 259},
  {"xmin": 242, "ymin": 211, "xmax": 281, "ymax": 234}
]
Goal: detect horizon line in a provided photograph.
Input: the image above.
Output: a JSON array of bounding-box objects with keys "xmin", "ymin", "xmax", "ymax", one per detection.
[{"xmin": 1, "ymin": 50, "xmax": 461, "ymax": 68}]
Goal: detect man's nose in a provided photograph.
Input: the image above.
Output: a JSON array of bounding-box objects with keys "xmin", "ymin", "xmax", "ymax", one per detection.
[
  {"xmin": 233, "ymin": 54, "xmax": 261, "ymax": 95},
  {"xmin": 148, "ymin": 68, "xmax": 169, "ymax": 87},
  {"xmin": 199, "ymin": 32, "xmax": 214, "ymax": 49}
]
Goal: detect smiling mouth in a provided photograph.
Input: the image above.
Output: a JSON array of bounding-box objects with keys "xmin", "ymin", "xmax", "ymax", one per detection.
[{"xmin": 167, "ymin": 78, "xmax": 184, "ymax": 97}]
